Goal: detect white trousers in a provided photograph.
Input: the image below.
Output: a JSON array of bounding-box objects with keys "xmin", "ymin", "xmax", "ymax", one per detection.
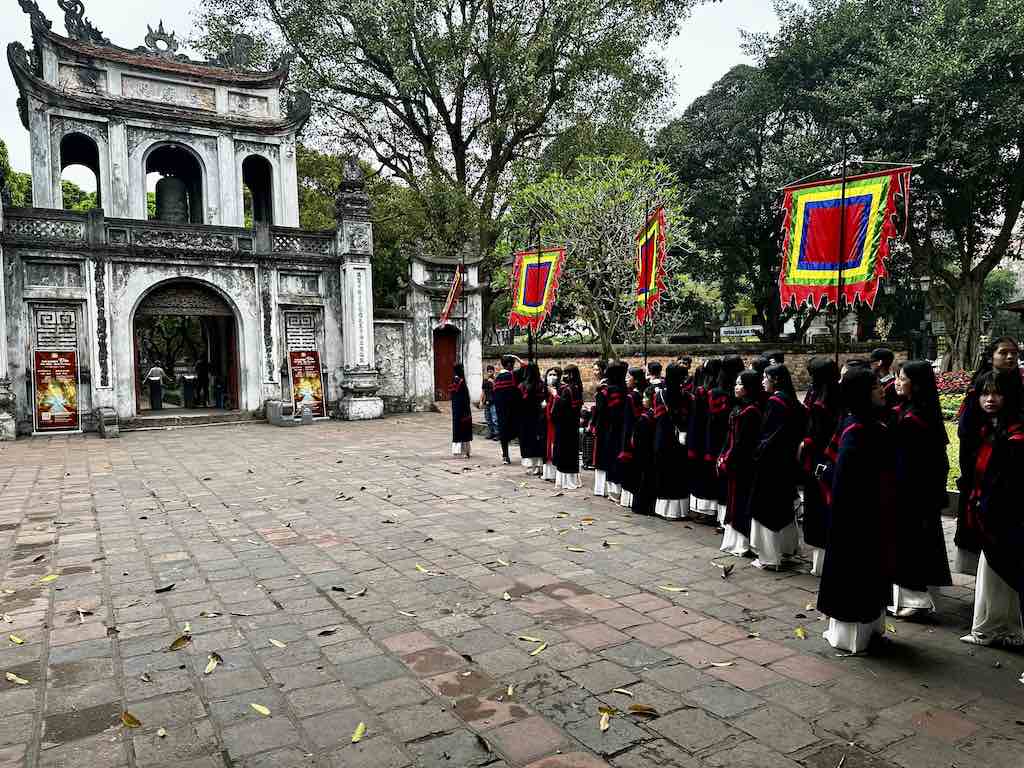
[
  {"xmin": 890, "ymin": 585, "xmax": 935, "ymax": 614},
  {"xmin": 655, "ymin": 498, "xmax": 689, "ymax": 520},
  {"xmin": 451, "ymin": 442, "xmax": 469, "ymax": 455},
  {"xmin": 968, "ymin": 552, "xmax": 1024, "ymax": 640},
  {"xmin": 809, "ymin": 547, "xmax": 826, "ymax": 577},
  {"xmin": 720, "ymin": 525, "xmax": 750, "ymax": 556},
  {"xmin": 823, "ymin": 615, "xmax": 883, "ymax": 654},
  {"xmin": 690, "ymin": 495, "xmax": 718, "ymax": 517},
  {"xmin": 556, "ymin": 471, "xmax": 581, "ymax": 490},
  {"xmin": 750, "ymin": 520, "xmax": 800, "ymax": 567},
  {"xmin": 542, "ymin": 462, "xmax": 557, "ymax": 481},
  {"xmin": 593, "ymin": 470, "xmax": 607, "ymax": 496},
  {"xmin": 619, "ymin": 490, "xmax": 634, "ymax": 508}
]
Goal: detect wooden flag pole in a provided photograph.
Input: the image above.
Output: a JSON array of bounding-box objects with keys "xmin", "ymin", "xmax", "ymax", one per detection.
[{"xmin": 834, "ymin": 140, "xmax": 849, "ymax": 367}]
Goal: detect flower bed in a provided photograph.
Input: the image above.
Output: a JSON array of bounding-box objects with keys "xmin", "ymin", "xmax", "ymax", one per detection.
[
  {"xmin": 936, "ymin": 370, "xmax": 973, "ymax": 395},
  {"xmin": 939, "ymin": 394, "xmax": 963, "ymax": 422}
]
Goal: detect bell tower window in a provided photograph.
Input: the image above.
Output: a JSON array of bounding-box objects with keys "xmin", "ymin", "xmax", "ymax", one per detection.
[
  {"xmin": 59, "ymin": 133, "xmax": 100, "ymax": 212},
  {"xmin": 242, "ymin": 154, "xmax": 273, "ymax": 226},
  {"xmin": 145, "ymin": 144, "xmax": 205, "ymax": 224}
]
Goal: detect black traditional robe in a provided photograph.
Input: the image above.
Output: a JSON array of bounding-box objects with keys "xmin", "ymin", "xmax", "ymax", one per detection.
[
  {"xmin": 518, "ymin": 381, "xmax": 546, "ymax": 460},
  {"xmin": 593, "ymin": 384, "xmax": 626, "ymax": 476},
  {"xmin": 687, "ymin": 386, "xmax": 714, "ymax": 499},
  {"xmin": 492, "ymin": 370, "xmax": 519, "ymax": 443},
  {"xmin": 619, "ymin": 389, "xmax": 645, "ymax": 495},
  {"xmin": 817, "ymin": 415, "xmax": 898, "ymax": 623},
  {"xmin": 706, "ymin": 388, "xmax": 733, "ymax": 505},
  {"xmin": 800, "ymin": 390, "xmax": 839, "ymax": 550},
  {"xmin": 630, "ymin": 408, "xmax": 657, "ymax": 515},
  {"xmin": 544, "ymin": 389, "xmax": 558, "ymax": 466},
  {"xmin": 450, "ymin": 376, "xmax": 474, "ymax": 443},
  {"xmin": 970, "ymin": 419, "xmax": 1024, "ymax": 594},
  {"xmin": 720, "ymin": 402, "xmax": 761, "ymax": 538},
  {"xmin": 654, "ymin": 390, "xmax": 691, "ymax": 501},
  {"xmin": 749, "ymin": 391, "xmax": 806, "ymax": 532},
  {"xmin": 891, "ymin": 404, "xmax": 952, "ymax": 590},
  {"xmin": 553, "ymin": 384, "xmax": 583, "ymax": 475}
]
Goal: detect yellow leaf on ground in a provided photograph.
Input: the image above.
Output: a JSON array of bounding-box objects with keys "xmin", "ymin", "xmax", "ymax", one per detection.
[
  {"xmin": 598, "ymin": 706, "xmax": 617, "ymax": 715},
  {"xmin": 203, "ymin": 652, "xmax": 223, "ymax": 675},
  {"xmin": 37, "ymin": 574, "xmax": 58, "ymax": 584},
  {"xmin": 710, "ymin": 662, "xmax": 734, "ymax": 668},
  {"xmin": 415, "ymin": 564, "xmax": 428, "ymax": 573},
  {"xmin": 506, "ymin": 684, "xmax": 514, "ymax": 697},
  {"xmin": 352, "ymin": 722, "xmax": 366, "ymax": 742},
  {"xmin": 599, "ymin": 711, "xmax": 610, "ymax": 732},
  {"xmin": 250, "ymin": 703, "xmax": 270, "ymax": 716},
  {"xmin": 121, "ymin": 712, "xmax": 142, "ymax": 728},
  {"xmin": 657, "ymin": 585, "xmax": 688, "ymax": 593},
  {"xmin": 886, "ymin": 623, "xmax": 897, "ymax": 634},
  {"xmin": 612, "ymin": 688, "xmax": 633, "ymax": 697},
  {"xmin": 183, "ymin": 622, "xmax": 191, "ymax": 634},
  {"xmin": 167, "ymin": 634, "xmax": 192, "ymax": 652},
  {"xmin": 517, "ymin": 635, "xmax": 543, "ymax": 643},
  {"xmin": 157, "ymin": 727, "xmax": 167, "ymax": 738},
  {"xmin": 805, "ymin": 603, "xmax": 816, "ymax": 611},
  {"xmin": 268, "ymin": 638, "xmax": 287, "ymax": 649},
  {"xmin": 566, "ymin": 546, "xmax": 586, "ymax": 553},
  {"xmin": 9, "ymin": 635, "xmax": 24, "ymax": 645},
  {"xmin": 580, "ymin": 518, "xmax": 595, "ymax": 525},
  {"xmin": 502, "ymin": 592, "xmax": 512, "ymax": 601},
  {"xmin": 794, "ymin": 627, "xmax": 808, "ymax": 640},
  {"xmin": 5, "ymin": 671, "xmax": 29, "ymax": 685},
  {"xmin": 496, "ymin": 559, "xmax": 510, "ymax": 566},
  {"xmin": 529, "ymin": 642, "xmax": 547, "ymax": 656},
  {"xmin": 628, "ymin": 704, "xmax": 659, "ymax": 717}
]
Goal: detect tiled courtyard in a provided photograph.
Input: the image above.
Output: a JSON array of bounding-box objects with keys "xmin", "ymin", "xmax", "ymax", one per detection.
[{"xmin": 1, "ymin": 412, "xmax": 1021, "ymax": 768}]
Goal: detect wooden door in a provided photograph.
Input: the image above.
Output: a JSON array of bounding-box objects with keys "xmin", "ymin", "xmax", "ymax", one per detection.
[{"xmin": 433, "ymin": 327, "xmax": 459, "ymax": 401}]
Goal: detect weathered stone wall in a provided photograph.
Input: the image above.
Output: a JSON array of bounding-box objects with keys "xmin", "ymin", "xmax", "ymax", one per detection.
[
  {"xmin": 373, "ymin": 316, "xmax": 414, "ymax": 413},
  {"xmin": 483, "ymin": 342, "xmax": 909, "ymax": 394}
]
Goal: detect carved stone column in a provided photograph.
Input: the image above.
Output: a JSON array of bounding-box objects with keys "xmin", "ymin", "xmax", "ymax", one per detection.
[
  {"xmin": 0, "ymin": 200, "xmax": 15, "ymax": 440},
  {"xmin": 334, "ymin": 159, "xmax": 382, "ymax": 420}
]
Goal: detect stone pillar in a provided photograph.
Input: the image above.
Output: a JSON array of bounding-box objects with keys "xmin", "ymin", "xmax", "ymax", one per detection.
[
  {"xmin": 28, "ymin": 103, "xmax": 54, "ymax": 209},
  {"xmin": 334, "ymin": 159, "xmax": 383, "ymax": 420},
  {"xmin": 107, "ymin": 119, "xmax": 131, "ymax": 218},
  {"xmin": 0, "ymin": 200, "xmax": 15, "ymax": 440},
  {"xmin": 218, "ymin": 135, "xmax": 238, "ymax": 226}
]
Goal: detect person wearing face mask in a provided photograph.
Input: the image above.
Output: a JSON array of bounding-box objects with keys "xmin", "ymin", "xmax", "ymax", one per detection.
[
  {"xmin": 817, "ymin": 368, "xmax": 898, "ymax": 654},
  {"xmin": 955, "ymin": 336, "xmax": 1022, "ymax": 574},
  {"xmin": 960, "ymin": 370, "xmax": 1024, "ymax": 648},
  {"xmin": 888, "ymin": 360, "xmax": 953, "ymax": 618},
  {"xmin": 719, "ymin": 370, "xmax": 763, "ymax": 555},
  {"xmin": 800, "ymin": 356, "xmax": 842, "ymax": 577},
  {"xmin": 542, "ymin": 367, "xmax": 562, "ymax": 482}
]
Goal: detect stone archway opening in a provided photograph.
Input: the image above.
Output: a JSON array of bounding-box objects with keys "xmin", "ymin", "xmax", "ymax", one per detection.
[
  {"xmin": 433, "ymin": 325, "xmax": 461, "ymax": 401},
  {"xmin": 146, "ymin": 143, "xmax": 205, "ymax": 224},
  {"xmin": 132, "ymin": 280, "xmax": 240, "ymax": 414}
]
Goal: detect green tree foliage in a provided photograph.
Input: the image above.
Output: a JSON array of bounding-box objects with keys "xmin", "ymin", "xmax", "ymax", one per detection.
[{"xmin": 0, "ymin": 139, "xmax": 32, "ymax": 206}]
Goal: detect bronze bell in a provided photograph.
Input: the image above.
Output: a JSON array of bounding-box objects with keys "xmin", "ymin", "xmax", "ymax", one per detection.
[{"xmin": 154, "ymin": 176, "xmax": 189, "ymax": 223}]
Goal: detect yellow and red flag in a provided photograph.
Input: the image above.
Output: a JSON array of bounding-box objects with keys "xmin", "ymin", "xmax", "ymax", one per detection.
[
  {"xmin": 507, "ymin": 246, "xmax": 566, "ymax": 332},
  {"xmin": 635, "ymin": 207, "xmax": 667, "ymax": 325},
  {"xmin": 438, "ymin": 265, "xmax": 465, "ymax": 327}
]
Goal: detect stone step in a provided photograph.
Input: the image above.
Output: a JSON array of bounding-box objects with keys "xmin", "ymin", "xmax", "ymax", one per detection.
[{"xmin": 120, "ymin": 411, "xmax": 263, "ymax": 432}]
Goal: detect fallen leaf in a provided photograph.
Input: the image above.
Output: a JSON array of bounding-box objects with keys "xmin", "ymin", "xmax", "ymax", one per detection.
[
  {"xmin": 657, "ymin": 585, "xmax": 688, "ymax": 593},
  {"xmin": 529, "ymin": 642, "xmax": 547, "ymax": 656},
  {"xmin": 157, "ymin": 727, "xmax": 167, "ymax": 738},
  {"xmin": 203, "ymin": 652, "xmax": 223, "ymax": 675},
  {"xmin": 154, "ymin": 583, "xmax": 175, "ymax": 593},
  {"xmin": 349, "ymin": 587, "xmax": 368, "ymax": 599},
  {"xmin": 318, "ymin": 627, "xmax": 340, "ymax": 637},
  {"xmin": 580, "ymin": 517, "xmax": 595, "ymax": 525},
  {"xmin": 794, "ymin": 613, "xmax": 807, "ymax": 619},
  {"xmin": 5, "ymin": 671, "xmax": 28, "ymax": 685},
  {"xmin": 199, "ymin": 611, "xmax": 221, "ymax": 618},
  {"xmin": 415, "ymin": 564, "xmax": 429, "ymax": 573},
  {"xmin": 885, "ymin": 623, "xmax": 897, "ymax": 634},
  {"xmin": 139, "ymin": 672, "xmax": 153, "ymax": 683},
  {"xmin": 250, "ymin": 703, "xmax": 270, "ymax": 716},
  {"xmin": 121, "ymin": 712, "xmax": 142, "ymax": 728},
  {"xmin": 351, "ymin": 721, "xmax": 366, "ymax": 742},
  {"xmin": 602, "ymin": 541, "xmax": 611, "ymax": 549},
  {"xmin": 230, "ymin": 611, "xmax": 253, "ymax": 617},
  {"xmin": 398, "ymin": 611, "xmax": 416, "ymax": 618},
  {"xmin": 496, "ymin": 558, "xmax": 510, "ymax": 567},
  {"xmin": 1, "ymin": 615, "xmax": 11, "ymax": 624},
  {"xmin": 747, "ymin": 632, "xmax": 761, "ymax": 639},
  {"xmin": 566, "ymin": 546, "xmax": 586, "ymax": 553},
  {"xmin": 506, "ymin": 684, "xmax": 514, "ymax": 697},
  {"xmin": 612, "ymin": 688, "xmax": 634, "ymax": 697},
  {"xmin": 721, "ymin": 564, "xmax": 734, "ymax": 579},
  {"xmin": 37, "ymin": 574, "xmax": 59, "ymax": 584},
  {"xmin": 599, "ymin": 711, "xmax": 611, "ymax": 732},
  {"xmin": 9, "ymin": 635, "xmax": 24, "ymax": 645},
  {"xmin": 501, "ymin": 592, "xmax": 512, "ymax": 602},
  {"xmin": 794, "ymin": 627, "xmax": 808, "ymax": 640},
  {"xmin": 167, "ymin": 635, "xmax": 192, "ymax": 652},
  {"xmin": 183, "ymin": 622, "xmax": 191, "ymax": 634},
  {"xmin": 805, "ymin": 603, "xmax": 816, "ymax": 611},
  {"xmin": 268, "ymin": 638, "xmax": 287, "ymax": 649},
  {"xmin": 31, "ymin": 554, "xmax": 45, "ymax": 563},
  {"xmin": 710, "ymin": 662, "xmax": 734, "ymax": 668},
  {"xmin": 518, "ymin": 635, "xmax": 543, "ymax": 643},
  {"xmin": 475, "ymin": 733, "xmax": 492, "ymax": 753},
  {"xmin": 628, "ymin": 704, "xmax": 659, "ymax": 717}
]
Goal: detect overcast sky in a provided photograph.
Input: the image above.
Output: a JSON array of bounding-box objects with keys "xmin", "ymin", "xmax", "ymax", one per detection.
[{"xmin": 0, "ymin": 0, "xmax": 778, "ymax": 187}]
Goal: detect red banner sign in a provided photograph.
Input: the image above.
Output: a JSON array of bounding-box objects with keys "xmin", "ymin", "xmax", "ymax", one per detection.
[
  {"xmin": 34, "ymin": 350, "xmax": 79, "ymax": 432},
  {"xmin": 288, "ymin": 350, "xmax": 325, "ymax": 418}
]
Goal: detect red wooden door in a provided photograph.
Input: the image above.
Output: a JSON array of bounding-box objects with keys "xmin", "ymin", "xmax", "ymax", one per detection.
[{"xmin": 433, "ymin": 327, "xmax": 459, "ymax": 401}]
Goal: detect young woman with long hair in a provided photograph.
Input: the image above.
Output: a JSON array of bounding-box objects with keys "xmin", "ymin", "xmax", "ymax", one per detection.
[
  {"xmin": 518, "ymin": 362, "xmax": 546, "ymax": 475},
  {"xmin": 592, "ymin": 361, "xmax": 627, "ymax": 497},
  {"xmin": 542, "ymin": 367, "xmax": 563, "ymax": 482},
  {"xmin": 628, "ymin": 385, "xmax": 658, "ymax": 516},
  {"xmin": 688, "ymin": 357, "xmax": 722, "ymax": 522},
  {"xmin": 709, "ymin": 355, "xmax": 746, "ymax": 523},
  {"xmin": 618, "ymin": 367, "xmax": 649, "ymax": 509},
  {"xmin": 800, "ymin": 356, "xmax": 841, "ymax": 576},
  {"xmin": 653, "ymin": 362, "xmax": 692, "ymax": 519},
  {"xmin": 449, "ymin": 363, "xmax": 473, "ymax": 459},
  {"xmin": 553, "ymin": 365, "xmax": 584, "ymax": 490},
  {"xmin": 889, "ymin": 360, "xmax": 953, "ymax": 617},
  {"xmin": 719, "ymin": 369, "xmax": 763, "ymax": 556}
]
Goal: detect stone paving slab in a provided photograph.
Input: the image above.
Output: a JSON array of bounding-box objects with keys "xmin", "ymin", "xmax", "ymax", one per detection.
[{"xmin": 1, "ymin": 412, "xmax": 1022, "ymax": 767}]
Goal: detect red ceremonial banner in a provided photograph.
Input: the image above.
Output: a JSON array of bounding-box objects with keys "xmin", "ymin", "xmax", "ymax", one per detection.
[
  {"xmin": 438, "ymin": 265, "xmax": 465, "ymax": 327},
  {"xmin": 507, "ymin": 246, "xmax": 566, "ymax": 332},
  {"xmin": 635, "ymin": 207, "xmax": 667, "ymax": 325},
  {"xmin": 288, "ymin": 350, "xmax": 326, "ymax": 418},
  {"xmin": 34, "ymin": 350, "xmax": 79, "ymax": 432}
]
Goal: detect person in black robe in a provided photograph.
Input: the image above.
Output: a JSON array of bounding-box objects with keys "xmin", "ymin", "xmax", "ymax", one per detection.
[
  {"xmin": 961, "ymin": 370, "xmax": 1024, "ymax": 647},
  {"xmin": 542, "ymin": 367, "xmax": 562, "ymax": 481},
  {"xmin": 449, "ymin": 363, "xmax": 473, "ymax": 458},
  {"xmin": 618, "ymin": 367, "xmax": 648, "ymax": 509},
  {"xmin": 870, "ymin": 348, "xmax": 900, "ymax": 409},
  {"xmin": 629, "ymin": 386, "xmax": 658, "ymax": 516},
  {"xmin": 518, "ymin": 362, "xmax": 546, "ymax": 474},
  {"xmin": 710, "ymin": 355, "xmax": 745, "ymax": 517},
  {"xmin": 653, "ymin": 362, "xmax": 691, "ymax": 519},
  {"xmin": 818, "ymin": 368, "xmax": 897, "ymax": 653},
  {"xmin": 800, "ymin": 356, "xmax": 841, "ymax": 577},
  {"xmin": 748, "ymin": 364, "xmax": 806, "ymax": 570},
  {"xmin": 888, "ymin": 360, "xmax": 953, "ymax": 617},
  {"xmin": 592, "ymin": 361, "xmax": 627, "ymax": 497},
  {"xmin": 492, "ymin": 355, "xmax": 520, "ymax": 464},
  {"xmin": 688, "ymin": 358, "xmax": 720, "ymax": 522},
  {"xmin": 553, "ymin": 365, "xmax": 584, "ymax": 489},
  {"xmin": 954, "ymin": 336, "xmax": 1022, "ymax": 574},
  {"xmin": 719, "ymin": 369, "xmax": 763, "ymax": 555}
]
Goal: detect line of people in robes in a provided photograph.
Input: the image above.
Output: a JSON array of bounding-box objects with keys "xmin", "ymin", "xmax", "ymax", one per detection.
[{"xmin": 453, "ymin": 338, "xmax": 1023, "ymax": 655}]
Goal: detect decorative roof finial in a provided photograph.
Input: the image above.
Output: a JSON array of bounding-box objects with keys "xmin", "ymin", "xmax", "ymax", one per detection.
[
  {"xmin": 57, "ymin": 0, "xmax": 109, "ymax": 45},
  {"xmin": 141, "ymin": 21, "xmax": 179, "ymax": 58},
  {"xmin": 16, "ymin": 0, "xmax": 52, "ymax": 35}
]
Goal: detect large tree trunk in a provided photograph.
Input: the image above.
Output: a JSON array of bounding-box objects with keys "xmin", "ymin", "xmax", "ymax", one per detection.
[{"xmin": 944, "ymin": 273, "xmax": 984, "ymax": 371}]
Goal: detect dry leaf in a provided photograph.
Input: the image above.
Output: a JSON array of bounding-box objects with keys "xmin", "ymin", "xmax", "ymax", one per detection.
[
  {"xmin": 351, "ymin": 587, "xmax": 367, "ymax": 598},
  {"xmin": 1, "ymin": 615, "xmax": 11, "ymax": 624},
  {"xmin": 628, "ymin": 704, "xmax": 659, "ymax": 717},
  {"xmin": 805, "ymin": 603, "xmax": 816, "ymax": 611},
  {"xmin": 9, "ymin": 634, "xmax": 24, "ymax": 645},
  {"xmin": 794, "ymin": 627, "xmax": 808, "ymax": 640},
  {"xmin": 157, "ymin": 727, "xmax": 167, "ymax": 738},
  {"xmin": 710, "ymin": 662, "xmax": 734, "ymax": 668},
  {"xmin": 475, "ymin": 733, "xmax": 492, "ymax": 753},
  {"xmin": 154, "ymin": 583, "xmax": 175, "ymax": 593},
  {"xmin": 720, "ymin": 564, "xmax": 735, "ymax": 579},
  {"xmin": 318, "ymin": 627, "xmax": 340, "ymax": 637},
  {"xmin": 268, "ymin": 638, "xmax": 287, "ymax": 649},
  {"xmin": 599, "ymin": 711, "xmax": 611, "ymax": 732},
  {"xmin": 566, "ymin": 546, "xmax": 586, "ymax": 553},
  {"xmin": 5, "ymin": 671, "xmax": 29, "ymax": 685},
  {"xmin": 398, "ymin": 611, "xmax": 417, "ymax": 618},
  {"xmin": 250, "ymin": 703, "xmax": 271, "ymax": 716},
  {"xmin": 351, "ymin": 721, "xmax": 366, "ymax": 742},
  {"xmin": 183, "ymin": 622, "xmax": 191, "ymax": 634},
  {"xmin": 121, "ymin": 712, "xmax": 142, "ymax": 728},
  {"xmin": 496, "ymin": 558, "xmax": 510, "ymax": 567},
  {"xmin": 37, "ymin": 574, "xmax": 59, "ymax": 584},
  {"xmin": 885, "ymin": 623, "xmax": 897, "ymax": 634},
  {"xmin": 580, "ymin": 517, "xmax": 595, "ymax": 525},
  {"xmin": 502, "ymin": 592, "xmax": 512, "ymax": 601},
  {"xmin": 506, "ymin": 684, "xmax": 514, "ymax": 697},
  {"xmin": 612, "ymin": 688, "xmax": 634, "ymax": 697},
  {"xmin": 529, "ymin": 642, "xmax": 547, "ymax": 656},
  {"xmin": 518, "ymin": 635, "xmax": 543, "ymax": 643},
  {"xmin": 204, "ymin": 652, "xmax": 223, "ymax": 675},
  {"xmin": 167, "ymin": 635, "xmax": 192, "ymax": 652},
  {"xmin": 139, "ymin": 672, "xmax": 153, "ymax": 683},
  {"xmin": 657, "ymin": 585, "xmax": 688, "ymax": 593},
  {"xmin": 199, "ymin": 611, "xmax": 221, "ymax": 618},
  {"xmin": 747, "ymin": 632, "xmax": 761, "ymax": 639}
]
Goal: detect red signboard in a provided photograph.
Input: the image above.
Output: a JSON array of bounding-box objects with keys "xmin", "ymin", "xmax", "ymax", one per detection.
[
  {"xmin": 34, "ymin": 350, "xmax": 79, "ymax": 432},
  {"xmin": 288, "ymin": 350, "xmax": 325, "ymax": 418}
]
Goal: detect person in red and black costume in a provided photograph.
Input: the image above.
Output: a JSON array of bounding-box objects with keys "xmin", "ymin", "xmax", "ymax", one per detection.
[
  {"xmin": 955, "ymin": 336, "xmax": 1022, "ymax": 574},
  {"xmin": 518, "ymin": 362, "xmax": 547, "ymax": 475},
  {"xmin": 687, "ymin": 358, "xmax": 721, "ymax": 522},
  {"xmin": 618, "ymin": 367, "xmax": 649, "ymax": 509},
  {"xmin": 800, "ymin": 356, "xmax": 842, "ymax": 577},
  {"xmin": 719, "ymin": 369, "xmax": 763, "ymax": 555},
  {"xmin": 709, "ymin": 355, "xmax": 746, "ymax": 525},
  {"xmin": 449, "ymin": 363, "xmax": 473, "ymax": 459},
  {"xmin": 628, "ymin": 386, "xmax": 658, "ymax": 516},
  {"xmin": 888, "ymin": 360, "xmax": 953, "ymax": 618},
  {"xmin": 553, "ymin": 365, "xmax": 584, "ymax": 490},
  {"xmin": 541, "ymin": 367, "xmax": 562, "ymax": 482},
  {"xmin": 492, "ymin": 354, "xmax": 520, "ymax": 465},
  {"xmin": 592, "ymin": 361, "xmax": 627, "ymax": 497},
  {"xmin": 653, "ymin": 362, "xmax": 692, "ymax": 520},
  {"xmin": 870, "ymin": 348, "xmax": 900, "ymax": 409},
  {"xmin": 960, "ymin": 369, "xmax": 1024, "ymax": 648}
]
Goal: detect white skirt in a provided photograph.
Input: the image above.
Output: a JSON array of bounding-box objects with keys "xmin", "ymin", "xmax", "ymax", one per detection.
[
  {"xmin": 556, "ymin": 471, "xmax": 581, "ymax": 490},
  {"xmin": 655, "ymin": 498, "xmax": 689, "ymax": 520},
  {"xmin": 809, "ymin": 547, "xmax": 826, "ymax": 577},
  {"xmin": 889, "ymin": 585, "xmax": 935, "ymax": 615},
  {"xmin": 965, "ymin": 552, "xmax": 1024, "ymax": 641},
  {"xmin": 619, "ymin": 490, "xmax": 634, "ymax": 508},
  {"xmin": 593, "ymin": 470, "xmax": 607, "ymax": 496},
  {"xmin": 716, "ymin": 502, "xmax": 727, "ymax": 525},
  {"xmin": 823, "ymin": 615, "xmax": 883, "ymax": 654},
  {"xmin": 542, "ymin": 462, "xmax": 557, "ymax": 481},
  {"xmin": 955, "ymin": 547, "xmax": 980, "ymax": 576},
  {"xmin": 451, "ymin": 442, "xmax": 469, "ymax": 455},
  {"xmin": 749, "ymin": 520, "xmax": 800, "ymax": 567},
  {"xmin": 720, "ymin": 525, "xmax": 750, "ymax": 556},
  {"xmin": 690, "ymin": 495, "xmax": 718, "ymax": 517},
  {"xmin": 607, "ymin": 481, "xmax": 621, "ymax": 497}
]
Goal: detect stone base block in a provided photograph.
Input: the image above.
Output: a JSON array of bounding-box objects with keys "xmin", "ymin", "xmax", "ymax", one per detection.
[
  {"xmin": 95, "ymin": 407, "xmax": 119, "ymax": 439},
  {"xmin": 0, "ymin": 412, "xmax": 15, "ymax": 441},
  {"xmin": 337, "ymin": 396, "xmax": 384, "ymax": 421}
]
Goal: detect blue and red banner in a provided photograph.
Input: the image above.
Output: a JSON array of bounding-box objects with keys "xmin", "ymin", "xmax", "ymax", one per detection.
[
  {"xmin": 438, "ymin": 265, "xmax": 465, "ymax": 327},
  {"xmin": 779, "ymin": 167, "xmax": 912, "ymax": 309},
  {"xmin": 635, "ymin": 207, "xmax": 667, "ymax": 325},
  {"xmin": 508, "ymin": 246, "xmax": 566, "ymax": 332}
]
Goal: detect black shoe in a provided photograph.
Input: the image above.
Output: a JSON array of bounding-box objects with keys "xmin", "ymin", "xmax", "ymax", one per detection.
[{"xmin": 503, "ymin": 457, "xmax": 511, "ymax": 465}]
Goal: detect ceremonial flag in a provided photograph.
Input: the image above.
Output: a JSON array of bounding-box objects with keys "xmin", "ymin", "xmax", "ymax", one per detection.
[
  {"xmin": 507, "ymin": 246, "xmax": 566, "ymax": 332},
  {"xmin": 635, "ymin": 207, "xmax": 667, "ymax": 325},
  {"xmin": 438, "ymin": 265, "xmax": 465, "ymax": 327},
  {"xmin": 779, "ymin": 167, "xmax": 912, "ymax": 309}
]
